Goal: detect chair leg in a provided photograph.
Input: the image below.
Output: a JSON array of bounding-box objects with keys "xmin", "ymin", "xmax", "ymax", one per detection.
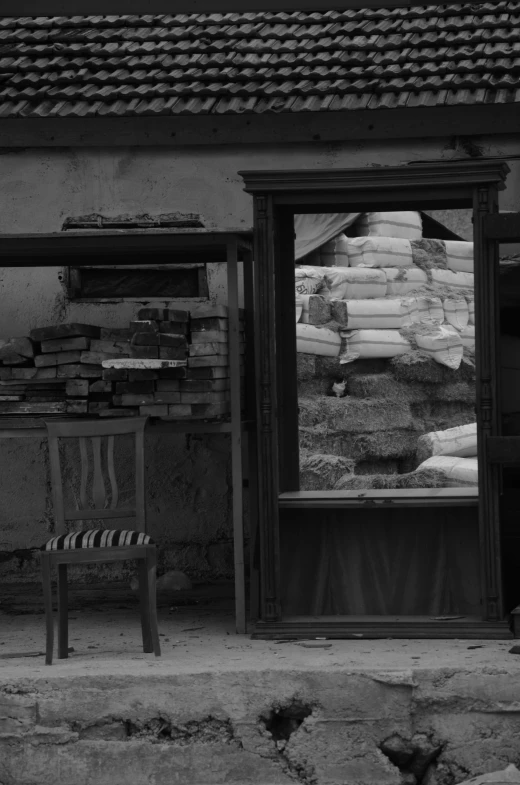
[
  {"xmin": 146, "ymin": 548, "xmax": 161, "ymax": 657},
  {"xmin": 138, "ymin": 557, "xmax": 153, "ymax": 653},
  {"xmin": 41, "ymin": 553, "xmax": 54, "ymax": 666},
  {"xmin": 57, "ymin": 563, "xmax": 69, "ymax": 659}
]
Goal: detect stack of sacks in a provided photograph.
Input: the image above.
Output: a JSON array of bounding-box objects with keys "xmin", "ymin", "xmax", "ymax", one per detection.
[
  {"xmin": 414, "ymin": 423, "xmax": 478, "ymax": 486},
  {"xmin": 294, "ymin": 211, "xmax": 476, "ymax": 366}
]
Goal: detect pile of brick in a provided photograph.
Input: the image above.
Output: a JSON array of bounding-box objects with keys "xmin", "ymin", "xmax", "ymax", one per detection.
[
  {"xmin": 105, "ymin": 305, "xmax": 245, "ymax": 419},
  {"xmin": 0, "ymin": 306, "xmax": 244, "ymax": 421}
]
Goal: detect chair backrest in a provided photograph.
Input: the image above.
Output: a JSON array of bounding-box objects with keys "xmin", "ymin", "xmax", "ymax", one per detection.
[{"xmin": 45, "ymin": 416, "xmax": 148, "ymax": 536}]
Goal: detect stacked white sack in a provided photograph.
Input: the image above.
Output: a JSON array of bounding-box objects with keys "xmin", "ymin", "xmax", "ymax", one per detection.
[
  {"xmin": 415, "ymin": 324, "xmax": 463, "ymax": 369},
  {"xmin": 319, "ymin": 233, "xmax": 349, "ymax": 267},
  {"xmin": 347, "ymin": 237, "xmax": 414, "ymax": 268},
  {"xmin": 415, "ymin": 455, "xmax": 478, "ymax": 486},
  {"xmin": 324, "ymin": 267, "xmax": 387, "ymax": 299},
  {"xmin": 445, "ymin": 241, "xmax": 474, "ymax": 273},
  {"xmin": 443, "ymin": 297, "xmax": 469, "ymax": 330},
  {"xmin": 416, "ymin": 423, "xmax": 477, "ymax": 463},
  {"xmin": 431, "ymin": 269, "xmax": 474, "ymax": 292},
  {"xmin": 339, "ymin": 299, "xmax": 415, "ymax": 329},
  {"xmin": 295, "ymin": 267, "xmax": 325, "ymax": 296},
  {"xmin": 356, "ymin": 212, "xmax": 423, "ymax": 240},
  {"xmin": 415, "ymin": 297, "xmax": 444, "ymax": 323},
  {"xmin": 459, "ymin": 325, "xmax": 475, "ymax": 351},
  {"xmin": 296, "ymin": 323, "xmax": 341, "ymax": 357},
  {"xmin": 295, "ymin": 296, "xmax": 303, "ymax": 323},
  {"xmin": 467, "ymin": 298, "xmax": 475, "ymax": 324},
  {"xmin": 339, "ymin": 329, "xmax": 411, "ymax": 363},
  {"xmin": 384, "ymin": 267, "xmax": 429, "ymax": 295}
]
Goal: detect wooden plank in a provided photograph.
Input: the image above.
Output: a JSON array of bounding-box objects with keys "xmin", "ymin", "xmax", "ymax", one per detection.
[
  {"xmin": 483, "ymin": 213, "xmax": 520, "ymax": 242},
  {"xmin": 1, "ymin": 0, "xmax": 492, "ymax": 14},
  {"xmin": 2, "ymin": 107, "xmax": 519, "ymax": 149},
  {"xmin": 279, "ymin": 489, "xmax": 479, "ymax": 501}
]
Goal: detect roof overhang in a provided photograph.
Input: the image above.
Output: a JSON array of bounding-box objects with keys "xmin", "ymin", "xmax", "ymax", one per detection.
[
  {"xmin": 2, "ymin": 103, "xmax": 519, "ymax": 148},
  {"xmin": 1, "ymin": 1, "xmax": 496, "ymax": 14}
]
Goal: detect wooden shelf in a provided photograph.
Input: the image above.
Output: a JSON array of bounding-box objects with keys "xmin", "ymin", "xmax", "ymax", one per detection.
[{"xmin": 279, "ymin": 488, "xmax": 479, "ymax": 509}]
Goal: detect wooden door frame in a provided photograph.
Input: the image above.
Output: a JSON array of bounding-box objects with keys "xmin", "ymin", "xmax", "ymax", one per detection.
[{"xmin": 240, "ymin": 160, "xmax": 511, "ymax": 636}]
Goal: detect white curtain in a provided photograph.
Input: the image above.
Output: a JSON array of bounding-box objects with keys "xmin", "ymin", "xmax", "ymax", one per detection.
[{"xmin": 294, "ymin": 212, "xmax": 361, "ymax": 261}]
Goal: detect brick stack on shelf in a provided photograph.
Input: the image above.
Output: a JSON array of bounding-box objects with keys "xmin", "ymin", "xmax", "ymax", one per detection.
[
  {"xmin": 104, "ymin": 305, "xmax": 245, "ymax": 419},
  {"xmin": 0, "ymin": 305, "xmax": 245, "ymax": 421}
]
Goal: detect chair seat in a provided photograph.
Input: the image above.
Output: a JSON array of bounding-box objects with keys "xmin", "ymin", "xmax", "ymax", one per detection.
[{"xmin": 42, "ymin": 529, "xmax": 154, "ymax": 551}]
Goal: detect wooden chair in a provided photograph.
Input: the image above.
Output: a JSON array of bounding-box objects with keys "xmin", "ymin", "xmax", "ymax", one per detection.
[{"xmin": 40, "ymin": 416, "xmax": 160, "ymax": 664}]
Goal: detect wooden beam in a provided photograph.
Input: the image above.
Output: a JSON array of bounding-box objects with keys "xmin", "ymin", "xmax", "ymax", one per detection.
[
  {"xmin": 3, "ymin": 0, "xmax": 492, "ymax": 15},
  {"xmin": 2, "ymin": 105, "xmax": 519, "ymax": 148}
]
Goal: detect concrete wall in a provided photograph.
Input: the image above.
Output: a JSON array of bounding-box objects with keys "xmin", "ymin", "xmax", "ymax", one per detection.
[{"xmin": 1, "ymin": 134, "xmax": 518, "ymax": 584}]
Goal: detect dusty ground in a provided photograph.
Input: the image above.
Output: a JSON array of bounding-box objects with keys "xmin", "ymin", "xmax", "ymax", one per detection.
[{"xmin": 3, "ymin": 581, "xmax": 520, "ymax": 785}]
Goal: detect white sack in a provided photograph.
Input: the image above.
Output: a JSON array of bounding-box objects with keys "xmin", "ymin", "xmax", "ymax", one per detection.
[
  {"xmin": 295, "ymin": 296, "xmax": 303, "ymax": 323},
  {"xmin": 416, "ymin": 455, "xmax": 478, "ymax": 485},
  {"xmin": 339, "ymin": 329, "xmax": 411, "ymax": 363},
  {"xmin": 347, "ymin": 236, "xmax": 413, "ymax": 268},
  {"xmin": 415, "ymin": 297, "xmax": 444, "ymax": 324},
  {"xmin": 445, "ymin": 240, "xmax": 474, "ymax": 273},
  {"xmin": 466, "ymin": 297, "xmax": 475, "ymax": 324},
  {"xmin": 431, "ymin": 268, "xmax": 474, "ymax": 292},
  {"xmin": 343, "ymin": 298, "xmax": 415, "ymax": 330},
  {"xmin": 296, "ymin": 323, "xmax": 341, "ymax": 357},
  {"xmin": 319, "ymin": 233, "xmax": 349, "ymax": 267},
  {"xmin": 295, "ymin": 266, "xmax": 325, "ymax": 296},
  {"xmin": 356, "ymin": 211, "xmax": 423, "ymax": 240},
  {"xmin": 443, "ymin": 297, "xmax": 469, "ymax": 330},
  {"xmin": 459, "ymin": 324, "xmax": 475, "ymax": 351},
  {"xmin": 415, "ymin": 324, "xmax": 463, "ymax": 369},
  {"xmin": 324, "ymin": 267, "xmax": 387, "ymax": 300},
  {"xmin": 384, "ymin": 266, "xmax": 429, "ymax": 295},
  {"xmin": 455, "ymin": 764, "xmax": 520, "ymax": 785},
  {"xmin": 417, "ymin": 423, "xmax": 477, "ymax": 461},
  {"xmin": 295, "ymin": 213, "xmax": 360, "ymax": 260}
]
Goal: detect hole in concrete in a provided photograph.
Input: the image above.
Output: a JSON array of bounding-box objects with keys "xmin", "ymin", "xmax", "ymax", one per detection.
[
  {"xmin": 263, "ymin": 701, "xmax": 312, "ymax": 742},
  {"xmin": 379, "ymin": 734, "xmax": 443, "ymax": 785}
]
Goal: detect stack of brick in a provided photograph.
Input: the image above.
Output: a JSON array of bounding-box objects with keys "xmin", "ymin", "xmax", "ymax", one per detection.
[
  {"xmin": 182, "ymin": 304, "xmax": 245, "ymax": 419},
  {"xmin": 106, "ymin": 308, "xmax": 190, "ymax": 418}
]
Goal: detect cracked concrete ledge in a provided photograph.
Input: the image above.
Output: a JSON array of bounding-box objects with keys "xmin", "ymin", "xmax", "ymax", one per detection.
[{"xmin": 2, "ymin": 655, "xmax": 520, "ymax": 785}]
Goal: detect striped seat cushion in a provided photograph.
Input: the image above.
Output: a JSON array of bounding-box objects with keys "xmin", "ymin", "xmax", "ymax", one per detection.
[{"xmin": 43, "ymin": 529, "xmax": 153, "ymax": 551}]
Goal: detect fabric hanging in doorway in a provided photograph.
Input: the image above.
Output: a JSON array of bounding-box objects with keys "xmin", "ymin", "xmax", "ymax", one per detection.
[{"xmin": 294, "ymin": 213, "xmax": 360, "ymax": 261}]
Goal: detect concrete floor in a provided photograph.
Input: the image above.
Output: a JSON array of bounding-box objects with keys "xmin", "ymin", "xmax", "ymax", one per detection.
[{"xmin": 2, "ymin": 581, "xmax": 520, "ymax": 785}]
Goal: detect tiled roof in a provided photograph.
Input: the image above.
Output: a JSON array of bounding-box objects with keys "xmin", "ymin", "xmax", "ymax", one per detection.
[{"xmin": 1, "ymin": 2, "xmax": 520, "ymax": 118}]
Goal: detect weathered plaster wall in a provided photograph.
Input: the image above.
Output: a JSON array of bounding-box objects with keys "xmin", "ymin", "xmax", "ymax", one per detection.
[{"xmin": 0, "ymin": 135, "xmax": 518, "ymax": 584}]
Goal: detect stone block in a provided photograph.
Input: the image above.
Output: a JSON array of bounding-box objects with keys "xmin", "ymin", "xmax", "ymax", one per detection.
[
  {"xmin": 156, "ymin": 367, "xmax": 187, "ymax": 379},
  {"xmin": 129, "ymin": 345, "xmax": 159, "ymax": 359},
  {"xmin": 130, "ymin": 320, "xmax": 159, "ymax": 333},
  {"xmin": 180, "ymin": 391, "xmax": 229, "ymax": 404},
  {"xmin": 158, "ymin": 321, "xmax": 188, "ymax": 335},
  {"xmin": 65, "ymin": 379, "xmax": 89, "ymax": 397},
  {"xmin": 100, "ymin": 327, "xmax": 134, "ymax": 341},
  {"xmin": 35, "ymin": 351, "xmax": 82, "ymax": 367},
  {"xmin": 166, "ymin": 404, "xmax": 193, "ymax": 417},
  {"xmin": 160, "ymin": 334, "xmax": 188, "ymax": 348},
  {"xmin": 153, "ymin": 392, "xmax": 181, "ymax": 404},
  {"xmin": 0, "ymin": 367, "xmax": 12, "ymax": 379},
  {"xmin": 189, "ymin": 343, "xmax": 230, "ymax": 357},
  {"xmin": 185, "ymin": 367, "xmax": 229, "ymax": 379},
  {"xmin": 121, "ymin": 393, "xmax": 154, "ymax": 406},
  {"xmin": 40, "ymin": 336, "xmax": 90, "ymax": 353},
  {"xmin": 89, "ymin": 381, "xmax": 113, "ymax": 393},
  {"xmin": 115, "ymin": 381, "xmax": 155, "ymax": 394},
  {"xmin": 137, "ymin": 308, "xmax": 189, "ymax": 322},
  {"xmin": 0, "ymin": 337, "xmax": 36, "ymax": 359},
  {"xmin": 30, "ymin": 323, "xmax": 101, "ymax": 342},
  {"xmin": 160, "ymin": 346, "xmax": 187, "ymax": 360},
  {"xmin": 89, "ymin": 339, "xmax": 131, "ymax": 355},
  {"xmin": 155, "ymin": 380, "xmax": 181, "ymax": 392},
  {"xmin": 132, "ymin": 332, "xmax": 160, "ymax": 346},
  {"xmin": 128, "ymin": 370, "xmax": 159, "ymax": 381},
  {"xmin": 11, "ymin": 368, "xmax": 37, "ymax": 379},
  {"xmin": 190, "ymin": 317, "xmax": 229, "ymax": 332},
  {"xmin": 66, "ymin": 400, "xmax": 88, "ymax": 414},
  {"xmin": 139, "ymin": 404, "xmax": 169, "ymax": 416},
  {"xmin": 102, "ymin": 368, "xmax": 128, "ymax": 381}
]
